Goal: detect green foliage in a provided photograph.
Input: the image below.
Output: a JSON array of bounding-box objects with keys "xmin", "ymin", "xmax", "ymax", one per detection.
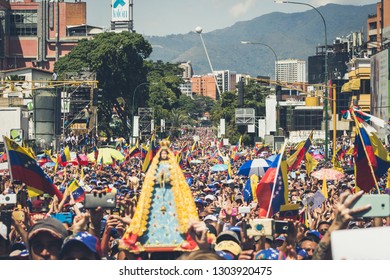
[
  {"xmin": 211, "ymin": 80, "xmax": 271, "ymax": 144},
  {"xmin": 146, "ymin": 60, "xmax": 184, "ymax": 124},
  {"xmin": 54, "ymin": 32, "xmax": 152, "ymax": 137},
  {"xmin": 244, "ymin": 79, "xmax": 270, "ymax": 116},
  {"xmin": 178, "ymin": 94, "xmax": 214, "ymax": 122},
  {"xmin": 145, "ymin": 60, "xmax": 216, "ymax": 131}
]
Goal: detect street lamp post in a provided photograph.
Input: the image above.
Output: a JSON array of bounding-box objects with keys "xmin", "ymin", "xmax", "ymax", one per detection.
[
  {"xmin": 195, "ymin": 26, "xmax": 222, "ymax": 99},
  {"xmin": 131, "ymin": 82, "xmax": 149, "ymax": 140},
  {"xmin": 240, "ymin": 41, "xmax": 279, "ymax": 81},
  {"xmin": 241, "ymin": 41, "xmax": 280, "ymax": 135},
  {"xmin": 275, "ymin": 0, "xmax": 329, "ymax": 160}
]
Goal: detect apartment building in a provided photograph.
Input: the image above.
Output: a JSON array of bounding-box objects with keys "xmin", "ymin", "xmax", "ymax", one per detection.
[
  {"xmin": 367, "ymin": 0, "xmax": 390, "ymax": 56},
  {"xmin": 191, "ymin": 75, "xmax": 217, "ymax": 100},
  {"xmin": 276, "ymin": 59, "xmax": 306, "ymax": 83}
]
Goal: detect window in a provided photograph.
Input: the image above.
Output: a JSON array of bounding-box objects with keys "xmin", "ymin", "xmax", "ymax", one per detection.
[
  {"xmin": 291, "ymin": 109, "xmax": 323, "ymax": 131},
  {"xmin": 369, "ymin": 35, "xmax": 377, "ymax": 43},
  {"xmin": 9, "ymin": 10, "xmax": 38, "ymax": 36}
]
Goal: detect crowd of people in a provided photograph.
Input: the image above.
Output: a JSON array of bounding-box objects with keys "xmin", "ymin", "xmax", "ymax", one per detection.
[{"xmin": 0, "ymin": 127, "xmax": 389, "ymax": 260}]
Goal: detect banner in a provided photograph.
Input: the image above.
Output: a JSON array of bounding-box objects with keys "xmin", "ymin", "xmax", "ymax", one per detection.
[{"xmin": 112, "ymin": 0, "xmax": 130, "ymax": 22}]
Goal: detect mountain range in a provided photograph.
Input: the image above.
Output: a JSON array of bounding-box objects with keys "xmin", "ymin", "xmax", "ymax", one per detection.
[{"xmin": 145, "ymin": 3, "xmax": 376, "ymax": 78}]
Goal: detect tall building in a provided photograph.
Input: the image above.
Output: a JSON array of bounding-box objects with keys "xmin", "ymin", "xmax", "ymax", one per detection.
[
  {"xmin": 367, "ymin": 2, "xmax": 383, "ymax": 56},
  {"xmin": 0, "ymin": 0, "xmax": 100, "ymax": 71},
  {"xmin": 191, "ymin": 75, "xmax": 217, "ymax": 100},
  {"xmin": 276, "ymin": 59, "xmax": 306, "ymax": 83},
  {"xmin": 367, "ymin": 0, "xmax": 390, "ymax": 56},
  {"xmin": 341, "ymin": 57, "xmax": 371, "ymax": 113},
  {"xmin": 178, "ymin": 61, "xmax": 193, "ymax": 97},
  {"xmin": 178, "ymin": 61, "xmax": 193, "ymax": 79},
  {"xmin": 213, "ymin": 70, "xmax": 236, "ymax": 94},
  {"xmin": 308, "ymin": 32, "xmax": 364, "ymax": 84}
]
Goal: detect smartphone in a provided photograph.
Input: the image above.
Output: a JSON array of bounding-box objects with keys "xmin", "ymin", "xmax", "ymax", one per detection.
[
  {"xmin": 12, "ymin": 210, "xmax": 25, "ymax": 222},
  {"xmin": 112, "ymin": 208, "xmax": 120, "ymax": 216},
  {"xmin": 278, "ymin": 204, "xmax": 300, "ymax": 220},
  {"xmin": 350, "ymin": 194, "xmax": 390, "ymax": 218},
  {"xmin": 238, "ymin": 206, "xmax": 251, "ymax": 214},
  {"xmin": 0, "ymin": 194, "xmax": 17, "ymax": 205},
  {"xmin": 274, "ymin": 220, "xmax": 290, "ymax": 234},
  {"xmin": 231, "ymin": 207, "xmax": 238, "ymax": 216},
  {"xmin": 84, "ymin": 193, "xmax": 116, "ymax": 209},
  {"xmin": 214, "ymin": 207, "xmax": 221, "ymax": 215},
  {"xmin": 51, "ymin": 212, "xmax": 73, "ymax": 224},
  {"xmin": 246, "ymin": 218, "xmax": 273, "ymax": 236}
]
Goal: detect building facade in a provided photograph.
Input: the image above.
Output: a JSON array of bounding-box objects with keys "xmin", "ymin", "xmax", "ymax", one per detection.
[
  {"xmin": 213, "ymin": 70, "xmax": 237, "ymax": 95},
  {"xmin": 178, "ymin": 61, "xmax": 193, "ymax": 97},
  {"xmin": 367, "ymin": 0, "xmax": 390, "ymax": 56},
  {"xmin": 191, "ymin": 75, "xmax": 217, "ymax": 100},
  {"xmin": 276, "ymin": 59, "xmax": 306, "ymax": 83},
  {"xmin": 179, "ymin": 61, "xmax": 193, "ymax": 79},
  {"xmin": 0, "ymin": 0, "xmax": 93, "ymax": 71}
]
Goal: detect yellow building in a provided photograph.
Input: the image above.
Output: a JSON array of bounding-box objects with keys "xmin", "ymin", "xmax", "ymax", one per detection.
[{"xmin": 341, "ymin": 57, "xmax": 371, "ymax": 112}]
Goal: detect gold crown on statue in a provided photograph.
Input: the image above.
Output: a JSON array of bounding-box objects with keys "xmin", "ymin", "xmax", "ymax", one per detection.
[{"xmin": 160, "ymin": 139, "xmax": 170, "ymax": 148}]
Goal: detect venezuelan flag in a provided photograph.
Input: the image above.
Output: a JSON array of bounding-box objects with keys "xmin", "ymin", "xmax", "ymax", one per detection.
[
  {"xmin": 128, "ymin": 140, "xmax": 141, "ymax": 158},
  {"xmin": 60, "ymin": 146, "xmax": 71, "ymax": 163},
  {"xmin": 287, "ymin": 131, "xmax": 313, "ymax": 171},
  {"xmin": 4, "ymin": 136, "xmax": 62, "ymax": 200},
  {"xmin": 354, "ymin": 124, "xmax": 390, "ymax": 192},
  {"xmin": 68, "ymin": 180, "xmax": 85, "ymax": 203},
  {"xmin": 256, "ymin": 153, "xmax": 288, "ymax": 218},
  {"xmin": 142, "ymin": 133, "xmax": 156, "ymax": 172}
]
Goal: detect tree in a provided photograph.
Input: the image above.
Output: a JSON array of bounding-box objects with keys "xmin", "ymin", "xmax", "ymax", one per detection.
[
  {"xmin": 146, "ymin": 60, "xmax": 184, "ymax": 123},
  {"xmin": 169, "ymin": 108, "xmax": 189, "ymax": 137},
  {"xmin": 210, "ymin": 79, "xmax": 271, "ymax": 144},
  {"xmin": 178, "ymin": 94, "xmax": 215, "ymax": 124},
  {"xmin": 54, "ymin": 32, "xmax": 152, "ymax": 138}
]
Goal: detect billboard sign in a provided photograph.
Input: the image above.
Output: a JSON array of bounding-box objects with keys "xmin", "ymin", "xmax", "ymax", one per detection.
[
  {"xmin": 370, "ymin": 49, "xmax": 389, "ymax": 140},
  {"xmin": 112, "ymin": 0, "xmax": 129, "ymax": 22}
]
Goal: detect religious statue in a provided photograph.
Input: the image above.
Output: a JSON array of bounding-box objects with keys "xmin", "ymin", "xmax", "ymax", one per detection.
[{"xmin": 120, "ymin": 140, "xmax": 199, "ymax": 253}]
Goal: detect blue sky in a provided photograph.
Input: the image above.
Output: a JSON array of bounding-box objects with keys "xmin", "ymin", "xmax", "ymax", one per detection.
[{"xmin": 85, "ymin": 0, "xmax": 378, "ymax": 36}]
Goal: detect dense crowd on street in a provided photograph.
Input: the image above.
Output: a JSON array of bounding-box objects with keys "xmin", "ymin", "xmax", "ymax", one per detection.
[{"xmin": 0, "ymin": 127, "xmax": 389, "ymax": 260}]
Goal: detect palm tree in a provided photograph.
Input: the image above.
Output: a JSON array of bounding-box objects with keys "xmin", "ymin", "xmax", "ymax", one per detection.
[{"xmin": 169, "ymin": 108, "xmax": 188, "ymax": 137}]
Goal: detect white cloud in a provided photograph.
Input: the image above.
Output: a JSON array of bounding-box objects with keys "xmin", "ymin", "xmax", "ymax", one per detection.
[{"xmin": 229, "ymin": 0, "xmax": 257, "ymax": 18}]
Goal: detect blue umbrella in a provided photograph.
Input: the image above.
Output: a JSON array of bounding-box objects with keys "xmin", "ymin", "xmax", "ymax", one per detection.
[
  {"xmin": 211, "ymin": 164, "xmax": 228, "ymax": 172},
  {"xmin": 237, "ymin": 159, "xmax": 270, "ymax": 177},
  {"xmin": 43, "ymin": 162, "xmax": 56, "ymax": 168},
  {"xmin": 266, "ymin": 154, "xmax": 278, "ymax": 165}
]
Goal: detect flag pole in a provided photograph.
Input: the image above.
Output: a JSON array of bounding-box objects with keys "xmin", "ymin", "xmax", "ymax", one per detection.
[
  {"xmin": 351, "ymin": 108, "xmax": 380, "ymax": 193},
  {"xmin": 266, "ymin": 141, "xmax": 287, "ymax": 218}
]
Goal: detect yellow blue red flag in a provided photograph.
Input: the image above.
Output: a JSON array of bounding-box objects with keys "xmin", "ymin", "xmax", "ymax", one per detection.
[{"xmin": 4, "ymin": 136, "xmax": 62, "ymax": 200}]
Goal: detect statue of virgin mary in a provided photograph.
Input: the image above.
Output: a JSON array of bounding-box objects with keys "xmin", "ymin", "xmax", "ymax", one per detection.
[{"xmin": 120, "ymin": 140, "xmax": 199, "ymax": 253}]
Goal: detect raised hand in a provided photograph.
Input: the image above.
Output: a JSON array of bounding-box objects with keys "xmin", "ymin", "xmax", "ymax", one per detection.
[{"xmin": 187, "ymin": 221, "xmax": 210, "ymax": 250}]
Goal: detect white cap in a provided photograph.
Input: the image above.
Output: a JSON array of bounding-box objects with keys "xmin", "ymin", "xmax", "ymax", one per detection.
[
  {"xmin": 204, "ymin": 215, "xmax": 218, "ymax": 222},
  {"xmin": 205, "ymin": 194, "xmax": 216, "ymax": 201}
]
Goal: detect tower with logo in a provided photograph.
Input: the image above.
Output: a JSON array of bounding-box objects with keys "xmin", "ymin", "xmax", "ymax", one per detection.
[{"xmin": 111, "ymin": 0, "xmax": 134, "ymax": 32}]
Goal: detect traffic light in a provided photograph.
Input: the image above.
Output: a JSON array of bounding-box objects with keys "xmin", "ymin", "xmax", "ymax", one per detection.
[{"xmin": 92, "ymin": 88, "xmax": 103, "ymax": 106}]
